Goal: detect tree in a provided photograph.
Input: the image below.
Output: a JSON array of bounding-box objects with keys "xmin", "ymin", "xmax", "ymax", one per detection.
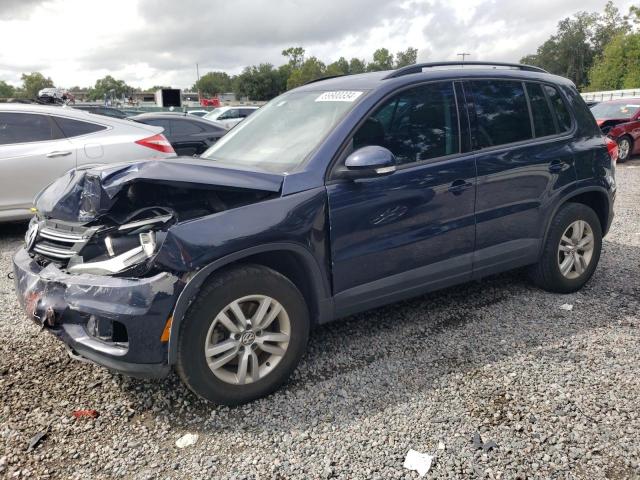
[
  {"xmin": 589, "ymin": 32, "xmax": 640, "ymax": 90},
  {"xmin": 367, "ymin": 48, "xmax": 395, "ymax": 71},
  {"xmin": 193, "ymin": 72, "xmax": 231, "ymax": 96},
  {"xmin": 520, "ymin": 2, "xmax": 630, "ymax": 88},
  {"xmin": 395, "ymin": 47, "xmax": 418, "ymax": 68},
  {"xmin": 0, "ymin": 80, "xmax": 15, "ymax": 97},
  {"xmin": 234, "ymin": 64, "xmax": 285, "ymax": 101},
  {"xmin": 326, "ymin": 57, "xmax": 350, "ymax": 76},
  {"xmin": 282, "ymin": 47, "xmax": 305, "ymax": 69},
  {"xmin": 287, "ymin": 57, "xmax": 326, "ymax": 89},
  {"xmin": 349, "ymin": 58, "xmax": 366, "ymax": 74},
  {"xmin": 87, "ymin": 75, "xmax": 133, "ymax": 101},
  {"xmin": 20, "ymin": 72, "xmax": 54, "ymax": 98}
]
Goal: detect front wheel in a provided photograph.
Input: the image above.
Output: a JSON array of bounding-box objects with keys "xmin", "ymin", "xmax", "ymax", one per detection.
[
  {"xmin": 529, "ymin": 203, "xmax": 602, "ymax": 293},
  {"xmin": 176, "ymin": 265, "xmax": 310, "ymax": 405}
]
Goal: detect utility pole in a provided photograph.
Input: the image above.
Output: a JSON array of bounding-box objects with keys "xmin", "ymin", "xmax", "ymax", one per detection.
[
  {"xmin": 457, "ymin": 53, "xmax": 471, "ymax": 62},
  {"xmin": 196, "ymin": 63, "xmax": 200, "ymax": 82}
]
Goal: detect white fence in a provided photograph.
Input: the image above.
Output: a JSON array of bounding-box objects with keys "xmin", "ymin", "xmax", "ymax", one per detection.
[{"xmin": 581, "ymin": 88, "xmax": 640, "ymax": 102}]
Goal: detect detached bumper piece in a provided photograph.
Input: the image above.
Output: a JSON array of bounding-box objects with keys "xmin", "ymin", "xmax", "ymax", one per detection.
[{"xmin": 12, "ymin": 248, "xmax": 183, "ymax": 378}]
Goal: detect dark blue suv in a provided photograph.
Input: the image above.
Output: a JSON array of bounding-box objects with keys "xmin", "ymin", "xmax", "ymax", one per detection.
[{"xmin": 13, "ymin": 62, "xmax": 617, "ymax": 405}]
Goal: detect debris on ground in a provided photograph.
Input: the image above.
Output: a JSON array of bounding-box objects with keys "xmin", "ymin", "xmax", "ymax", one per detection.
[
  {"xmin": 471, "ymin": 432, "xmax": 498, "ymax": 453},
  {"xmin": 404, "ymin": 449, "xmax": 434, "ymax": 477},
  {"xmin": 560, "ymin": 303, "xmax": 574, "ymax": 311},
  {"xmin": 26, "ymin": 427, "xmax": 49, "ymax": 452},
  {"xmin": 176, "ymin": 433, "xmax": 198, "ymax": 449},
  {"xmin": 72, "ymin": 409, "xmax": 99, "ymax": 419}
]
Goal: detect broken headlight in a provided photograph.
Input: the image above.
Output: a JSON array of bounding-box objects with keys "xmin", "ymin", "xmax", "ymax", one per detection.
[{"xmin": 67, "ymin": 231, "xmax": 157, "ymax": 275}]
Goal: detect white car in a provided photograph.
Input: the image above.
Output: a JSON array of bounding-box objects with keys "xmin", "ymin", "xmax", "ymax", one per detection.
[
  {"xmin": 203, "ymin": 106, "xmax": 259, "ymax": 129},
  {"xmin": 0, "ymin": 104, "xmax": 176, "ymax": 221}
]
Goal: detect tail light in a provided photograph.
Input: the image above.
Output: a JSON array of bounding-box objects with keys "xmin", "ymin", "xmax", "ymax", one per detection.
[
  {"xmin": 135, "ymin": 133, "xmax": 175, "ymax": 154},
  {"xmin": 605, "ymin": 136, "xmax": 618, "ymax": 165}
]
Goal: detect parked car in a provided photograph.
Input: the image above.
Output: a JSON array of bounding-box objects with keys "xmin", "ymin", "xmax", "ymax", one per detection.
[
  {"xmin": 70, "ymin": 105, "xmax": 129, "ymax": 119},
  {"xmin": 13, "ymin": 62, "xmax": 616, "ymax": 405},
  {"xmin": 186, "ymin": 110, "xmax": 210, "ymax": 118},
  {"xmin": 130, "ymin": 112, "xmax": 227, "ymax": 156},
  {"xmin": 590, "ymin": 99, "xmax": 640, "ymax": 162},
  {"xmin": 0, "ymin": 104, "xmax": 175, "ymax": 221},
  {"xmin": 203, "ymin": 106, "xmax": 259, "ymax": 128}
]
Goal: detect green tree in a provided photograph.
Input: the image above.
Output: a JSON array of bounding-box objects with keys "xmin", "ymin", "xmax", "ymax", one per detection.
[
  {"xmin": 20, "ymin": 72, "xmax": 54, "ymax": 98},
  {"xmin": 520, "ymin": 2, "xmax": 630, "ymax": 88},
  {"xmin": 282, "ymin": 47, "xmax": 306, "ymax": 69},
  {"xmin": 234, "ymin": 64, "xmax": 285, "ymax": 101},
  {"xmin": 287, "ymin": 57, "xmax": 326, "ymax": 89},
  {"xmin": 326, "ymin": 57, "xmax": 350, "ymax": 76},
  {"xmin": 367, "ymin": 48, "xmax": 395, "ymax": 71},
  {"xmin": 0, "ymin": 80, "xmax": 15, "ymax": 97},
  {"xmin": 395, "ymin": 47, "xmax": 418, "ymax": 68},
  {"xmin": 348, "ymin": 58, "xmax": 366, "ymax": 74},
  {"xmin": 193, "ymin": 71, "xmax": 231, "ymax": 96},
  {"xmin": 87, "ymin": 75, "xmax": 133, "ymax": 101},
  {"xmin": 589, "ymin": 32, "xmax": 640, "ymax": 90}
]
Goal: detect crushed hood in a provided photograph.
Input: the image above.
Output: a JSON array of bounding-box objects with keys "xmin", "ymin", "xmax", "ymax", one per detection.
[{"xmin": 35, "ymin": 158, "xmax": 284, "ymax": 222}]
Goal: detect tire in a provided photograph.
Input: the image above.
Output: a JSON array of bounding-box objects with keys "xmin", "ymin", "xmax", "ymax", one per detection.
[
  {"xmin": 529, "ymin": 203, "xmax": 602, "ymax": 293},
  {"xmin": 176, "ymin": 264, "xmax": 310, "ymax": 406},
  {"xmin": 617, "ymin": 135, "xmax": 633, "ymax": 162}
]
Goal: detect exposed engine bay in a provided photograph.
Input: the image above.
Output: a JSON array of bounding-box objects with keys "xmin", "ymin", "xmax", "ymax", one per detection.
[{"xmin": 26, "ymin": 159, "xmax": 283, "ymax": 277}]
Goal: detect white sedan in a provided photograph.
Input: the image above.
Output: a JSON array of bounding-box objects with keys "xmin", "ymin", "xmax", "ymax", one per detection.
[
  {"xmin": 202, "ymin": 106, "xmax": 259, "ymax": 129},
  {"xmin": 0, "ymin": 104, "xmax": 176, "ymax": 221}
]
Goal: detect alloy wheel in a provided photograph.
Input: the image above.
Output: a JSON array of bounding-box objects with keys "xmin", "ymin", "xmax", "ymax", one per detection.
[
  {"xmin": 619, "ymin": 138, "xmax": 630, "ymax": 161},
  {"xmin": 203, "ymin": 295, "xmax": 291, "ymax": 385},
  {"xmin": 557, "ymin": 220, "xmax": 595, "ymax": 279}
]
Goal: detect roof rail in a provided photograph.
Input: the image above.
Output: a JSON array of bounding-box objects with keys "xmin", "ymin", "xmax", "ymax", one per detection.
[
  {"xmin": 383, "ymin": 61, "xmax": 548, "ymax": 79},
  {"xmin": 303, "ymin": 74, "xmax": 345, "ymax": 85}
]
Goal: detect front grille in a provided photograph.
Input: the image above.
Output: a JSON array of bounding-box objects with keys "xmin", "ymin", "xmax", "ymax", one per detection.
[{"xmin": 31, "ymin": 221, "xmax": 99, "ymax": 265}]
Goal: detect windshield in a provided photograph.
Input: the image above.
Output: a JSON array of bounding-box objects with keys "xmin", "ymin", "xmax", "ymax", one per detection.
[
  {"xmin": 200, "ymin": 90, "xmax": 363, "ymax": 173},
  {"xmin": 590, "ymin": 102, "xmax": 640, "ymax": 119},
  {"xmin": 203, "ymin": 108, "xmax": 224, "ymax": 120}
]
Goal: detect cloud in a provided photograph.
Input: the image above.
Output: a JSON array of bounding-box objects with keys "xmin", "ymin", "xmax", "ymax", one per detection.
[{"xmin": 0, "ymin": 0, "xmax": 47, "ymax": 19}]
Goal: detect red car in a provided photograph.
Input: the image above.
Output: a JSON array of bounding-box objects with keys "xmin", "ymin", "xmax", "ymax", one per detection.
[{"xmin": 590, "ymin": 99, "xmax": 640, "ymax": 162}]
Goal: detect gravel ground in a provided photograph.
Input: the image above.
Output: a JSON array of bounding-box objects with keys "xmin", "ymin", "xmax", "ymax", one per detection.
[{"xmin": 1, "ymin": 161, "xmax": 639, "ymax": 480}]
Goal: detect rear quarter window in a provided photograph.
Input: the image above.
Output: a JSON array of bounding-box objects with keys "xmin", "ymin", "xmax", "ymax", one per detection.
[
  {"xmin": 543, "ymin": 85, "xmax": 572, "ymax": 132},
  {"xmin": 53, "ymin": 116, "xmax": 107, "ymax": 138},
  {"xmin": 467, "ymin": 80, "xmax": 532, "ymax": 148},
  {"xmin": 0, "ymin": 112, "xmax": 56, "ymax": 145}
]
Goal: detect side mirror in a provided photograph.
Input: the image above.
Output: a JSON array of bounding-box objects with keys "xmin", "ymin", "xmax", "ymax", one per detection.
[{"xmin": 339, "ymin": 146, "xmax": 397, "ymax": 179}]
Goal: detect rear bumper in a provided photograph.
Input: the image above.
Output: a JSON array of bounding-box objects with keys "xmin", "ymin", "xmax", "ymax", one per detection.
[{"xmin": 12, "ymin": 248, "xmax": 183, "ymax": 378}]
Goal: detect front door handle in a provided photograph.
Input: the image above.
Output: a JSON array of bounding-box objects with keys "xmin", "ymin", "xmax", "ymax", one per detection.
[
  {"xmin": 448, "ymin": 179, "xmax": 473, "ymax": 195},
  {"xmin": 549, "ymin": 160, "xmax": 568, "ymax": 173},
  {"xmin": 46, "ymin": 151, "xmax": 72, "ymax": 158}
]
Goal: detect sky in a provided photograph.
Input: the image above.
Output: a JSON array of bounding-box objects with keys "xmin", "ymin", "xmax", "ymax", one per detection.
[{"xmin": 0, "ymin": 0, "xmax": 635, "ymax": 90}]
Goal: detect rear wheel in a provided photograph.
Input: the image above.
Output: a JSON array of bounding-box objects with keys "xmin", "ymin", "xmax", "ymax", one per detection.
[
  {"xmin": 618, "ymin": 136, "xmax": 632, "ymax": 162},
  {"xmin": 529, "ymin": 203, "xmax": 602, "ymax": 293},
  {"xmin": 176, "ymin": 265, "xmax": 309, "ymax": 405}
]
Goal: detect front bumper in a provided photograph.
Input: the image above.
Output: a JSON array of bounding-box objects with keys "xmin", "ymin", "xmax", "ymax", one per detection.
[{"xmin": 12, "ymin": 248, "xmax": 183, "ymax": 378}]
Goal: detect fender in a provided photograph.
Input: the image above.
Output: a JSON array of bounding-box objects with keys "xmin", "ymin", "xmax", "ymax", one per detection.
[
  {"xmin": 539, "ymin": 184, "xmax": 612, "ymax": 256},
  {"xmin": 167, "ymin": 242, "xmax": 333, "ymax": 365}
]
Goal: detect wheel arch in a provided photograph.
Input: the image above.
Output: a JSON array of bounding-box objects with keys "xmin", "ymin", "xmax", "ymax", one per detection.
[
  {"xmin": 541, "ymin": 186, "xmax": 611, "ymax": 256},
  {"xmin": 167, "ymin": 242, "xmax": 333, "ymax": 365}
]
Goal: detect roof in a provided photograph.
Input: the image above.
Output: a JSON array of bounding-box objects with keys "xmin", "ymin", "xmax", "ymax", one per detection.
[{"xmin": 294, "ymin": 64, "xmax": 573, "ymax": 93}]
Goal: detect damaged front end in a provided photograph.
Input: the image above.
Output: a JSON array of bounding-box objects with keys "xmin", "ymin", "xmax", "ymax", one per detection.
[{"xmin": 13, "ymin": 159, "xmax": 283, "ymax": 377}]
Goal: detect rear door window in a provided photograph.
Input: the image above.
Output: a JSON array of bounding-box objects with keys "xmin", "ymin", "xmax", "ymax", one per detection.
[
  {"xmin": 526, "ymin": 83, "xmax": 557, "ymax": 137},
  {"xmin": 543, "ymin": 85, "xmax": 572, "ymax": 132},
  {"xmin": 219, "ymin": 109, "xmax": 239, "ymax": 120},
  {"xmin": 0, "ymin": 112, "xmax": 56, "ymax": 145},
  {"xmin": 141, "ymin": 118, "xmax": 172, "ymax": 134},
  {"xmin": 53, "ymin": 116, "xmax": 107, "ymax": 138},
  {"xmin": 171, "ymin": 120, "xmax": 203, "ymax": 135},
  {"xmin": 352, "ymin": 81, "xmax": 460, "ymax": 165},
  {"xmin": 467, "ymin": 80, "xmax": 532, "ymax": 148}
]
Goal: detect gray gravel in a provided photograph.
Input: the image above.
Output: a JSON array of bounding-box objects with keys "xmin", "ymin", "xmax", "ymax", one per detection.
[{"xmin": 1, "ymin": 161, "xmax": 640, "ymax": 479}]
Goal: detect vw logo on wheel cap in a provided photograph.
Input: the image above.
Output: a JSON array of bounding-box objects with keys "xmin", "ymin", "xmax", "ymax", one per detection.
[{"xmin": 240, "ymin": 331, "xmax": 256, "ymax": 346}]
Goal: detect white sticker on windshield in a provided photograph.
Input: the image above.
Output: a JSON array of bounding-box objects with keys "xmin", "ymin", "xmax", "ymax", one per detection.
[{"xmin": 315, "ymin": 91, "xmax": 363, "ymax": 102}]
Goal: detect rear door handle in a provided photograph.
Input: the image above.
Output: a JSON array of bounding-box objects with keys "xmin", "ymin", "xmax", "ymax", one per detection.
[
  {"xmin": 46, "ymin": 151, "xmax": 72, "ymax": 158},
  {"xmin": 448, "ymin": 179, "xmax": 473, "ymax": 195},
  {"xmin": 549, "ymin": 160, "xmax": 568, "ymax": 173}
]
